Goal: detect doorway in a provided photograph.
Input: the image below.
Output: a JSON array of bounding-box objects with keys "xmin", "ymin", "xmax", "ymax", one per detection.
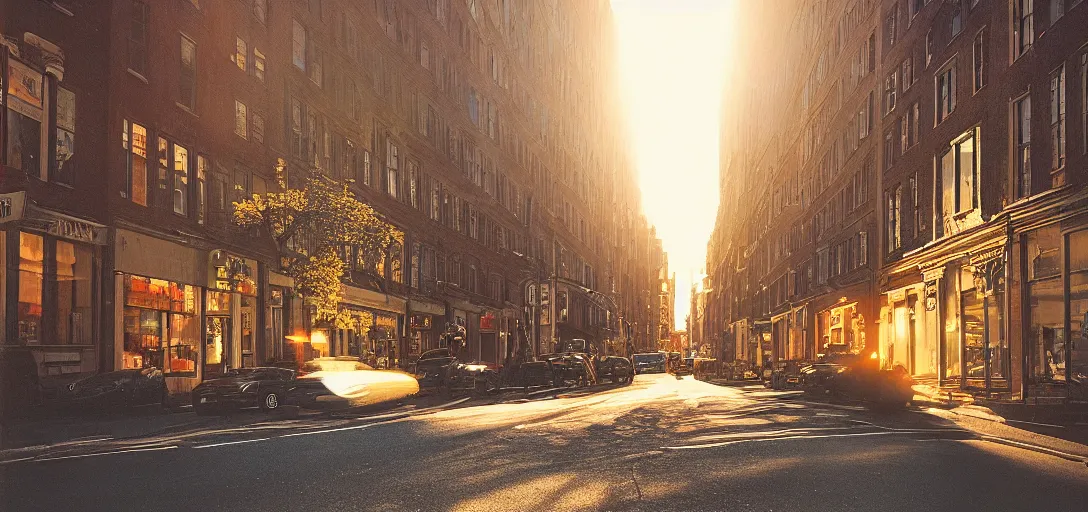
[{"xmin": 205, "ymin": 316, "xmax": 232, "ymax": 378}]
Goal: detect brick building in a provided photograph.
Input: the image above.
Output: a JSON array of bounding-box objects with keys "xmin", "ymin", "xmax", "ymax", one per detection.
[
  {"xmin": 0, "ymin": 0, "xmax": 659, "ymax": 400},
  {"xmin": 707, "ymin": 0, "xmax": 1088, "ymax": 403}
]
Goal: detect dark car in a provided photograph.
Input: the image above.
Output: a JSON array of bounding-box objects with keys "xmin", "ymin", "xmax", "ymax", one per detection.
[
  {"xmin": 801, "ymin": 352, "xmax": 915, "ymax": 408},
  {"xmin": 540, "ymin": 353, "xmax": 595, "ymax": 387},
  {"xmin": 0, "ymin": 346, "xmax": 41, "ymax": 419},
  {"xmin": 594, "ymin": 356, "xmax": 634, "ymax": 384},
  {"xmin": 61, "ymin": 368, "xmax": 167, "ymax": 411},
  {"xmin": 632, "ymin": 352, "xmax": 666, "ymax": 374},
  {"xmin": 412, "ymin": 349, "xmax": 457, "ymax": 390},
  {"xmin": 693, "ymin": 358, "xmax": 719, "ymax": 381},
  {"xmin": 768, "ymin": 361, "xmax": 806, "ymax": 390},
  {"xmin": 191, "ymin": 367, "xmax": 296, "ymax": 415}
]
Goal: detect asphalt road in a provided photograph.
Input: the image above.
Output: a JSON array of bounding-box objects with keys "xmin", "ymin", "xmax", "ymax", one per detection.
[{"xmin": 2, "ymin": 374, "xmax": 1087, "ymax": 511}]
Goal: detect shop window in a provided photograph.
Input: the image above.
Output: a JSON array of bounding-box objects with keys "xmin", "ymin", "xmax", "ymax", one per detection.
[
  {"xmin": 122, "ymin": 275, "xmax": 199, "ymax": 376},
  {"xmin": 961, "ymin": 265, "xmax": 1007, "ymax": 383},
  {"xmin": 18, "ymin": 233, "xmax": 44, "ymax": 345},
  {"xmin": 943, "ymin": 270, "xmax": 961, "ymax": 380},
  {"xmin": 1027, "ymin": 226, "xmax": 1064, "ymax": 382},
  {"xmin": 5, "ymin": 59, "xmax": 44, "ymax": 177},
  {"xmin": 1068, "ymin": 230, "xmax": 1088, "ymax": 387},
  {"xmin": 122, "ymin": 120, "xmax": 149, "ymax": 206},
  {"xmin": 55, "ymin": 241, "xmax": 93, "ymax": 345}
]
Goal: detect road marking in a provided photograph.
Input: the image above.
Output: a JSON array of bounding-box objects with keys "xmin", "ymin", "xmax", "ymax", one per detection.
[
  {"xmin": 1005, "ymin": 419, "xmax": 1064, "ymax": 429},
  {"xmin": 0, "ymin": 456, "xmax": 35, "ymax": 465},
  {"xmin": 33, "ymin": 445, "xmax": 178, "ymax": 462},
  {"xmin": 662, "ymin": 429, "xmax": 972, "ymax": 450},
  {"xmin": 192, "ymin": 438, "xmax": 270, "ymax": 449}
]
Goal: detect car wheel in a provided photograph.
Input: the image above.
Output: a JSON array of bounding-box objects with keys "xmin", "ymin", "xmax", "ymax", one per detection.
[{"xmin": 261, "ymin": 392, "xmax": 281, "ymax": 411}]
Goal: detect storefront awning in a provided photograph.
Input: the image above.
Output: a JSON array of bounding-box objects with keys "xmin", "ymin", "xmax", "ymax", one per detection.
[
  {"xmin": 0, "ymin": 191, "xmax": 108, "ymax": 245},
  {"xmin": 408, "ymin": 298, "xmax": 445, "ymax": 316},
  {"xmin": 341, "ymin": 284, "xmax": 406, "ymax": 314}
]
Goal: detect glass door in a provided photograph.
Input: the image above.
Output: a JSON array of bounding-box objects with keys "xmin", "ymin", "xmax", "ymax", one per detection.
[{"xmin": 204, "ymin": 316, "xmax": 232, "ymax": 378}]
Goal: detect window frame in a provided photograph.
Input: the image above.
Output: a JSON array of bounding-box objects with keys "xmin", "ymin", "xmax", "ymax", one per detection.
[
  {"xmin": 1013, "ymin": 91, "xmax": 1032, "ymax": 199},
  {"xmin": 935, "ymin": 59, "xmax": 957, "ymax": 124}
]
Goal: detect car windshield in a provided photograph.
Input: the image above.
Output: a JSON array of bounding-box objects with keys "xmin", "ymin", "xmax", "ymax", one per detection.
[{"xmin": 633, "ymin": 353, "xmax": 665, "ymax": 364}]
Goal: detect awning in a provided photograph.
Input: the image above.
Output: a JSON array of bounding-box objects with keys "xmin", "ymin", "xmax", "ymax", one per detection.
[
  {"xmin": 0, "ymin": 191, "xmax": 108, "ymax": 245},
  {"xmin": 408, "ymin": 298, "xmax": 445, "ymax": 316},
  {"xmin": 341, "ymin": 284, "xmax": 406, "ymax": 314}
]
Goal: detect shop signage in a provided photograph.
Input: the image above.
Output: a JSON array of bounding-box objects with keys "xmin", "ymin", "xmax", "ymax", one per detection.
[
  {"xmin": 410, "ymin": 314, "xmax": 432, "ymax": 330},
  {"xmin": 925, "ymin": 281, "xmax": 938, "ymax": 311},
  {"xmin": 374, "ymin": 314, "xmax": 398, "ymax": 330},
  {"xmin": 480, "ymin": 312, "xmax": 496, "ymax": 331},
  {"xmin": 889, "ymin": 289, "xmax": 906, "ymax": 302},
  {"xmin": 47, "ymin": 217, "xmax": 99, "ymax": 244},
  {"xmin": 0, "ymin": 192, "xmax": 26, "ymax": 222}
]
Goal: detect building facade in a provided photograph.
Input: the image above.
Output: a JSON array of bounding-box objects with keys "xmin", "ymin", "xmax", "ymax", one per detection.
[
  {"xmin": 709, "ymin": 0, "xmax": 1088, "ymax": 403},
  {"xmin": 0, "ymin": 0, "xmax": 659, "ymax": 401}
]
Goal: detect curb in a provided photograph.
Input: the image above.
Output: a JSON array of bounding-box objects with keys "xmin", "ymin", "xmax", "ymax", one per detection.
[{"xmin": 978, "ymin": 435, "xmax": 1088, "ymax": 465}]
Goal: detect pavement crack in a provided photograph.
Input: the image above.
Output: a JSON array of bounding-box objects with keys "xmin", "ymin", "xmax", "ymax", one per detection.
[{"xmin": 629, "ymin": 462, "xmax": 644, "ymax": 502}]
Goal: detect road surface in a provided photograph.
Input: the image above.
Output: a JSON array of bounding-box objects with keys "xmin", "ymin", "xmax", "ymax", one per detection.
[{"xmin": 2, "ymin": 374, "xmax": 1086, "ymax": 511}]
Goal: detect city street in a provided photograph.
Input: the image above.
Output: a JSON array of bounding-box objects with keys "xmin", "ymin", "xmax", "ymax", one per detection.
[{"xmin": 2, "ymin": 374, "xmax": 1086, "ymax": 512}]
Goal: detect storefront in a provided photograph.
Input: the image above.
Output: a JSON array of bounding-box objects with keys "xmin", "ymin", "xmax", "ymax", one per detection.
[
  {"xmin": 338, "ymin": 284, "xmax": 405, "ymax": 368},
  {"xmin": 0, "ymin": 192, "xmax": 106, "ymax": 387},
  {"xmin": 479, "ymin": 311, "xmax": 499, "ymax": 365},
  {"xmin": 407, "ymin": 298, "xmax": 445, "ymax": 358},
  {"xmin": 1022, "ymin": 222, "xmax": 1088, "ymax": 401},
  {"xmin": 266, "ymin": 271, "xmax": 305, "ymax": 366},
  {"xmin": 880, "ymin": 278, "xmax": 939, "ymax": 377},
  {"xmin": 817, "ymin": 300, "xmax": 864, "ymax": 355},
  {"xmin": 113, "ymin": 227, "xmax": 207, "ymax": 393},
  {"xmin": 205, "ymin": 250, "xmax": 258, "ymax": 377}
]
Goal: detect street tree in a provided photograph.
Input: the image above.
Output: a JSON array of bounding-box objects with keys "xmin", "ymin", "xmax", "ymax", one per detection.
[{"xmin": 233, "ymin": 159, "xmax": 401, "ymax": 330}]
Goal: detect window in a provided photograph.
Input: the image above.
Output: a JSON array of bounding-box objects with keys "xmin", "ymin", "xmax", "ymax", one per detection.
[
  {"xmin": 939, "ymin": 128, "xmax": 979, "ymax": 223},
  {"xmin": 289, "ymin": 98, "xmax": 303, "ymax": 157},
  {"xmin": 172, "ymin": 143, "xmax": 189, "ymax": 215},
  {"xmin": 1050, "ymin": 0, "xmax": 1064, "ymax": 25},
  {"xmin": 1026, "ymin": 226, "xmax": 1063, "ymax": 382},
  {"xmin": 292, "ymin": 20, "xmax": 307, "ymax": 70},
  {"xmin": 951, "ymin": 1, "xmax": 963, "ymax": 37},
  {"xmin": 1013, "ymin": 0, "xmax": 1034, "ymax": 58},
  {"xmin": 936, "ymin": 62, "xmax": 956, "ymax": 123},
  {"xmin": 252, "ymin": 113, "xmax": 265, "ymax": 144},
  {"xmin": 1050, "ymin": 66, "xmax": 1065, "ymax": 170},
  {"xmin": 122, "ymin": 120, "xmax": 149, "ymax": 206},
  {"xmin": 408, "ymin": 160, "xmax": 419, "ymax": 208},
  {"xmin": 386, "ymin": 139, "xmax": 399, "ymax": 198},
  {"xmin": 885, "ymin": 5, "xmax": 898, "ymax": 48},
  {"xmin": 179, "ymin": 36, "xmax": 197, "ymax": 111},
  {"xmin": 902, "ymin": 56, "xmax": 914, "ymax": 90},
  {"xmin": 884, "ymin": 71, "xmax": 897, "ymax": 115},
  {"xmin": 910, "ymin": 173, "xmax": 920, "ymax": 239},
  {"xmin": 55, "ymin": 87, "xmax": 76, "ymax": 185},
  {"xmin": 196, "ymin": 155, "xmax": 208, "ymax": 224},
  {"xmin": 360, "ymin": 150, "xmax": 372, "ymax": 186},
  {"xmin": 253, "ymin": 0, "xmax": 267, "ymax": 24},
  {"xmin": 973, "ymin": 29, "xmax": 986, "ymax": 92},
  {"xmin": 235, "ymin": 37, "xmax": 247, "ymax": 72},
  {"xmin": 129, "ymin": 1, "xmax": 150, "ymax": 76},
  {"xmin": 234, "ymin": 100, "xmax": 247, "ymax": 139},
  {"xmin": 887, "ymin": 186, "xmax": 902, "ymax": 252},
  {"xmin": 309, "ymin": 46, "xmax": 323, "ymax": 87},
  {"xmin": 1014, "ymin": 93, "xmax": 1032, "ymax": 198},
  {"xmin": 925, "ymin": 31, "xmax": 933, "ymax": 67},
  {"xmin": 909, "ymin": 0, "xmax": 925, "ymax": 19},
  {"xmin": 253, "ymin": 48, "xmax": 266, "ymax": 82},
  {"xmin": 5, "ymin": 59, "xmax": 44, "ymax": 177},
  {"xmin": 901, "ymin": 102, "xmax": 919, "ymax": 152}
]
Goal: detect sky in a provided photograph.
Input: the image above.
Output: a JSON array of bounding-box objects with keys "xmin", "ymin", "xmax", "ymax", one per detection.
[{"xmin": 611, "ymin": 0, "xmax": 732, "ymax": 331}]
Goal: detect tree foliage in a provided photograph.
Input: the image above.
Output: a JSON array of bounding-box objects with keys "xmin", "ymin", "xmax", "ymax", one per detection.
[{"xmin": 233, "ymin": 160, "xmax": 401, "ymax": 324}]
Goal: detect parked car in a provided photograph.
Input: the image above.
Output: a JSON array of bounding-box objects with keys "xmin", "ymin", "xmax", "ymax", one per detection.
[
  {"xmin": 693, "ymin": 358, "xmax": 719, "ymax": 381},
  {"xmin": 191, "ymin": 367, "xmax": 296, "ymax": 415},
  {"xmin": 800, "ymin": 352, "xmax": 915, "ymax": 408},
  {"xmin": 540, "ymin": 352, "xmax": 595, "ymax": 387},
  {"xmin": 0, "ymin": 346, "xmax": 41, "ymax": 419},
  {"xmin": 61, "ymin": 368, "xmax": 167, "ymax": 411},
  {"xmin": 767, "ymin": 361, "xmax": 806, "ymax": 390},
  {"xmin": 594, "ymin": 356, "xmax": 634, "ymax": 384},
  {"xmin": 632, "ymin": 352, "xmax": 666, "ymax": 374},
  {"xmin": 287, "ymin": 366, "xmax": 420, "ymax": 410},
  {"xmin": 412, "ymin": 349, "xmax": 457, "ymax": 390}
]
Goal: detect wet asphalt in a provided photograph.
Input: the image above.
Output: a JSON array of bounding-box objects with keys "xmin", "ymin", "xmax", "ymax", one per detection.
[{"xmin": 2, "ymin": 374, "xmax": 1086, "ymax": 511}]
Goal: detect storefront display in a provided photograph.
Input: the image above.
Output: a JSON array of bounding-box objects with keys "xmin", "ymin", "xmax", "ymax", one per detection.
[{"xmin": 122, "ymin": 274, "xmax": 200, "ymax": 376}]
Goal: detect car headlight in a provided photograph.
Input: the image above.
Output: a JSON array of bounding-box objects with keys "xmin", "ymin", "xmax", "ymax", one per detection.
[{"xmin": 240, "ymin": 381, "xmax": 259, "ymax": 393}]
